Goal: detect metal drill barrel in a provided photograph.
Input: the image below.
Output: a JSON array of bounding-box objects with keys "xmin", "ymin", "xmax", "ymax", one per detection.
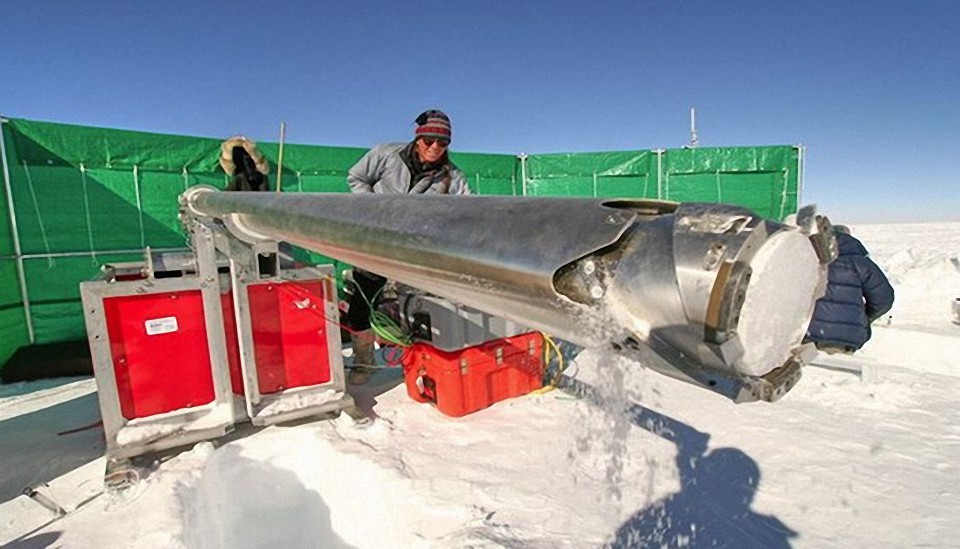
[{"xmin": 181, "ymin": 187, "xmax": 830, "ymax": 402}]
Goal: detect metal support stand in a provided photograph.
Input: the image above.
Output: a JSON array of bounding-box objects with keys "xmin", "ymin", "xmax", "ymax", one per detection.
[{"xmin": 81, "ymin": 209, "xmax": 352, "ymax": 463}]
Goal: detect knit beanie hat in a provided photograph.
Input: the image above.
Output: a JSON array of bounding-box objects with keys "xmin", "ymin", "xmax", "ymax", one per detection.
[{"xmin": 414, "ymin": 110, "xmax": 452, "ymax": 142}]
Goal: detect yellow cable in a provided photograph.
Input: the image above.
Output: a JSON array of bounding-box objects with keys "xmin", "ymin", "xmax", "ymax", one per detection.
[{"xmin": 536, "ymin": 332, "xmax": 566, "ymax": 389}]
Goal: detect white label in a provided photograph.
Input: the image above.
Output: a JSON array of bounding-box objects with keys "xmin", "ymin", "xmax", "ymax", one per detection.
[{"xmin": 145, "ymin": 316, "xmax": 179, "ymax": 335}]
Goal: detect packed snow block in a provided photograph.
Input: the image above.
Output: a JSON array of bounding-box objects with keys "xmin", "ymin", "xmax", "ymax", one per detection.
[{"xmin": 401, "ymin": 332, "xmax": 544, "ymax": 417}]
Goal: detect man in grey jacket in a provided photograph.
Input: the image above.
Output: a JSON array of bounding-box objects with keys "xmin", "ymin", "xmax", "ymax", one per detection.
[
  {"xmin": 344, "ymin": 109, "xmax": 471, "ymax": 384},
  {"xmin": 347, "ymin": 110, "xmax": 471, "ymax": 195}
]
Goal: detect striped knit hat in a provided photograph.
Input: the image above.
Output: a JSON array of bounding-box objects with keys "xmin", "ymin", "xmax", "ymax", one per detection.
[{"xmin": 414, "ymin": 109, "xmax": 452, "ymax": 142}]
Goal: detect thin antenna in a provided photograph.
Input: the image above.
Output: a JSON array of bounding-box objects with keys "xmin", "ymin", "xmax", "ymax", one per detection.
[
  {"xmin": 275, "ymin": 121, "xmax": 286, "ymax": 194},
  {"xmin": 689, "ymin": 107, "xmax": 699, "ymax": 148}
]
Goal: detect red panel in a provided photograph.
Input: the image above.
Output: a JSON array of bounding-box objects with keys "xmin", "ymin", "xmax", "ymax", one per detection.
[
  {"xmin": 247, "ymin": 280, "xmax": 332, "ymax": 394},
  {"xmin": 103, "ymin": 291, "xmax": 215, "ymax": 420},
  {"xmin": 401, "ymin": 332, "xmax": 544, "ymax": 417}
]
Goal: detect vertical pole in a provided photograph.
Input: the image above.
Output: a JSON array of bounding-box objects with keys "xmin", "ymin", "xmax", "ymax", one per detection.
[
  {"xmin": 592, "ymin": 172, "xmax": 598, "ymax": 198},
  {"xmin": 79, "ymin": 164, "xmax": 98, "ymax": 265},
  {"xmin": 275, "ymin": 121, "xmax": 286, "ymax": 194},
  {"xmin": 192, "ymin": 223, "xmax": 235, "ymax": 416},
  {"xmin": 795, "ymin": 145, "xmax": 805, "ymax": 207},
  {"xmin": 132, "ymin": 165, "xmax": 145, "ymax": 248},
  {"xmin": 689, "ymin": 107, "xmax": 699, "ymax": 148},
  {"xmin": 0, "ymin": 116, "xmax": 36, "ymax": 343},
  {"xmin": 715, "ymin": 170, "xmax": 721, "ymax": 202},
  {"xmin": 655, "ymin": 149, "xmax": 664, "ymax": 200},
  {"xmin": 778, "ymin": 167, "xmax": 789, "ymax": 220},
  {"xmin": 519, "ymin": 153, "xmax": 529, "ymax": 197}
]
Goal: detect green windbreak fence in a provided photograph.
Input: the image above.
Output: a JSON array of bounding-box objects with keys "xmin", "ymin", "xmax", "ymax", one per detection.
[
  {"xmin": 524, "ymin": 147, "xmax": 801, "ymax": 217},
  {"xmin": 0, "ymin": 117, "xmax": 800, "ymax": 368}
]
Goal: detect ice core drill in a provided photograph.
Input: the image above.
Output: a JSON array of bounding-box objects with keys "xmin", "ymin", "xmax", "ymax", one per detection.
[{"xmin": 181, "ymin": 188, "xmax": 834, "ymax": 403}]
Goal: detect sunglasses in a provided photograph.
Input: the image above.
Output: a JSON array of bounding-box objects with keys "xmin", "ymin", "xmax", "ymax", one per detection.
[{"xmin": 420, "ymin": 137, "xmax": 450, "ymax": 149}]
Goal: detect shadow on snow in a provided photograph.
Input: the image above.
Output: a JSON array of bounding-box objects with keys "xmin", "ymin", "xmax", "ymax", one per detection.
[{"xmin": 560, "ymin": 378, "xmax": 798, "ymax": 549}]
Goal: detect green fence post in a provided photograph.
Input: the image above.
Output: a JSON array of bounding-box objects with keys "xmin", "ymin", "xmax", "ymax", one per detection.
[
  {"xmin": 655, "ymin": 149, "xmax": 664, "ymax": 199},
  {"xmin": 0, "ymin": 116, "xmax": 36, "ymax": 343},
  {"xmin": 796, "ymin": 144, "xmax": 805, "ymax": 206},
  {"xmin": 518, "ymin": 153, "xmax": 528, "ymax": 196},
  {"xmin": 132, "ymin": 165, "xmax": 146, "ymax": 248}
]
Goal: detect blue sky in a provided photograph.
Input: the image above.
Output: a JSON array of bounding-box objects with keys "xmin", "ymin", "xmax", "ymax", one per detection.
[{"xmin": 2, "ymin": 1, "xmax": 957, "ymax": 223}]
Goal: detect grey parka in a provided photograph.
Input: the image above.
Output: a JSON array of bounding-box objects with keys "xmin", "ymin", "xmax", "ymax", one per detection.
[{"xmin": 347, "ymin": 142, "xmax": 471, "ymax": 195}]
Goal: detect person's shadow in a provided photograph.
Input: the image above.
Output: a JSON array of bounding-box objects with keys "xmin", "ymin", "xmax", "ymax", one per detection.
[{"xmin": 560, "ymin": 378, "xmax": 798, "ymax": 549}]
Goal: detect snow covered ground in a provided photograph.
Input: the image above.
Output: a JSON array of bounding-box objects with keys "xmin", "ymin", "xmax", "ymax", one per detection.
[{"xmin": 1, "ymin": 222, "xmax": 958, "ymax": 548}]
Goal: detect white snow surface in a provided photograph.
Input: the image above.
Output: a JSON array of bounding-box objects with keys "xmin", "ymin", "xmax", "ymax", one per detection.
[{"xmin": 2, "ymin": 222, "xmax": 959, "ymax": 548}]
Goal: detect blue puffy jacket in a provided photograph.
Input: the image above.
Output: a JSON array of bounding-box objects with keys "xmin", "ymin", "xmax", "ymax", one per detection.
[{"xmin": 805, "ymin": 233, "xmax": 895, "ymax": 351}]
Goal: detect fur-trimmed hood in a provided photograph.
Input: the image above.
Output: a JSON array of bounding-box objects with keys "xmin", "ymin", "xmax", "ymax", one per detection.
[{"xmin": 219, "ymin": 135, "xmax": 269, "ymax": 175}]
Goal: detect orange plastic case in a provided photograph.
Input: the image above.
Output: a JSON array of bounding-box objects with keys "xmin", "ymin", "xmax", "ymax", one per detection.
[{"xmin": 401, "ymin": 332, "xmax": 544, "ymax": 417}]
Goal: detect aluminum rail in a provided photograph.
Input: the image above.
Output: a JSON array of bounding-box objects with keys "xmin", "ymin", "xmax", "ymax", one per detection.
[{"xmin": 181, "ymin": 187, "xmax": 833, "ymax": 402}]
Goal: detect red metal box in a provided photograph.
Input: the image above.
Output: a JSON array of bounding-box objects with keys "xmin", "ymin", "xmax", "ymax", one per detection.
[
  {"xmin": 103, "ymin": 290, "xmax": 215, "ymax": 420},
  {"xmin": 247, "ymin": 280, "xmax": 333, "ymax": 393},
  {"xmin": 221, "ymin": 280, "xmax": 334, "ymax": 395},
  {"xmin": 401, "ymin": 332, "xmax": 544, "ymax": 417}
]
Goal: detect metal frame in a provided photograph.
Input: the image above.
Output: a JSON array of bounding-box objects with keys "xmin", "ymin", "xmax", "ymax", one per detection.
[
  {"xmin": 232, "ymin": 266, "xmax": 349, "ymax": 426},
  {"xmin": 198, "ymin": 214, "xmax": 349, "ymax": 425},
  {"xmin": 191, "ymin": 216, "xmax": 351, "ymax": 424},
  {"xmin": 80, "ymin": 264, "xmax": 239, "ymax": 459},
  {"xmin": 0, "ymin": 115, "xmax": 35, "ymax": 343},
  {"xmin": 0, "ymin": 246, "xmax": 190, "ymax": 261},
  {"xmin": 82, "ymin": 212, "xmax": 351, "ymax": 459}
]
